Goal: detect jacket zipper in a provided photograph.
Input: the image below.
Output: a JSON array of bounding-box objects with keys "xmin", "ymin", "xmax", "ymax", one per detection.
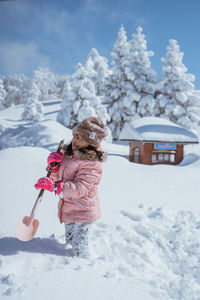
[{"xmin": 71, "ymin": 197, "xmax": 89, "ymax": 209}]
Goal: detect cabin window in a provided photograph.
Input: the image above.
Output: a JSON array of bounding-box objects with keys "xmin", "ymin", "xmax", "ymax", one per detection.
[
  {"xmin": 152, "ymin": 154, "xmax": 157, "ymax": 163},
  {"xmin": 170, "ymin": 154, "xmax": 175, "ymax": 162},
  {"xmin": 164, "ymin": 154, "xmax": 169, "ymax": 161},
  {"xmin": 152, "ymin": 152, "xmax": 176, "ymax": 164}
]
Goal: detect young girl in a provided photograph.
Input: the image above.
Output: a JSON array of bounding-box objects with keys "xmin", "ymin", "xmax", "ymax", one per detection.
[{"xmin": 35, "ymin": 117, "xmax": 107, "ymax": 257}]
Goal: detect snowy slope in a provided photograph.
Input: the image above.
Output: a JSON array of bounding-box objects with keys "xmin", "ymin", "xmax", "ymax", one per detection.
[
  {"xmin": 0, "ymin": 100, "xmax": 72, "ymax": 151},
  {"xmin": 1, "ymin": 101, "xmax": 200, "ymax": 300}
]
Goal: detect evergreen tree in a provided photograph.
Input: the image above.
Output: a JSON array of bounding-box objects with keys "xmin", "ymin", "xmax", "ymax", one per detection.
[
  {"xmin": 21, "ymin": 80, "xmax": 43, "ymax": 122},
  {"xmin": 4, "ymin": 74, "xmax": 27, "ymax": 107},
  {"xmin": 155, "ymin": 39, "xmax": 200, "ymax": 130},
  {"xmin": 85, "ymin": 48, "xmax": 110, "ymax": 97},
  {"xmin": 106, "ymin": 25, "xmax": 133, "ymax": 139},
  {"xmin": 57, "ymin": 63, "xmax": 110, "ymax": 128},
  {"xmin": 0, "ymin": 78, "xmax": 6, "ymax": 110},
  {"xmin": 127, "ymin": 27, "xmax": 156, "ymax": 118},
  {"xmin": 56, "ymin": 74, "xmax": 68, "ymax": 100},
  {"xmin": 57, "ymin": 78, "xmax": 73, "ymax": 127},
  {"xmin": 107, "ymin": 26, "xmax": 156, "ymax": 139},
  {"xmin": 34, "ymin": 67, "xmax": 57, "ymax": 101}
]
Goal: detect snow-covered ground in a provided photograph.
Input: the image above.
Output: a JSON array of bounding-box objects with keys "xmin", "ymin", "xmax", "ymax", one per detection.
[{"xmin": 0, "ymin": 101, "xmax": 200, "ymax": 300}]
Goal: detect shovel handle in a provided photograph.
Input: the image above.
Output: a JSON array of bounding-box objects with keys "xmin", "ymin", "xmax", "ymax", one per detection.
[{"xmin": 30, "ymin": 140, "xmax": 65, "ymax": 218}]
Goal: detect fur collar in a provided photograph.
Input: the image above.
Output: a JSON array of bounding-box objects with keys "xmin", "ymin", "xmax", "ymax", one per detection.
[
  {"xmin": 74, "ymin": 149, "xmax": 107, "ymax": 162},
  {"xmin": 62, "ymin": 143, "xmax": 107, "ymax": 162}
]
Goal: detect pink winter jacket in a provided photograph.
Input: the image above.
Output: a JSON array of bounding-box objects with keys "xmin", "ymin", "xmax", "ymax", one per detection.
[{"xmin": 51, "ymin": 145, "xmax": 107, "ymax": 224}]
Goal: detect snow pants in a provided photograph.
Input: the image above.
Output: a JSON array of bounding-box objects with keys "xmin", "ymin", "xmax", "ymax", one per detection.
[{"xmin": 64, "ymin": 222, "xmax": 92, "ymax": 257}]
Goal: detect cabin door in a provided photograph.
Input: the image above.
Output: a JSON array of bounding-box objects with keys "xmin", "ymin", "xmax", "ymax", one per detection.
[{"xmin": 133, "ymin": 147, "xmax": 140, "ymax": 163}]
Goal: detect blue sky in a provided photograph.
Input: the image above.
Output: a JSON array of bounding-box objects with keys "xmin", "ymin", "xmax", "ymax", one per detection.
[{"xmin": 0, "ymin": 0, "xmax": 200, "ymax": 87}]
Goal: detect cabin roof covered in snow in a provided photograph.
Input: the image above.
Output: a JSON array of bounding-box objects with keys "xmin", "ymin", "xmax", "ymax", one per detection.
[{"xmin": 119, "ymin": 117, "xmax": 199, "ymax": 144}]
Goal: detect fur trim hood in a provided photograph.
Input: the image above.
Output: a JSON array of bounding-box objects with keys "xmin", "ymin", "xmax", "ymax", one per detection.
[{"xmin": 62, "ymin": 143, "xmax": 107, "ymax": 162}]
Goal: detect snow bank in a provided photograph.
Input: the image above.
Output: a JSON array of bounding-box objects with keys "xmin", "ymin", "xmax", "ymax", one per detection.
[
  {"xmin": 1, "ymin": 146, "xmax": 200, "ymax": 300},
  {"xmin": 1, "ymin": 100, "xmax": 200, "ymax": 300},
  {"xmin": 0, "ymin": 120, "xmax": 72, "ymax": 151},
  {"xmin": 88, "ymin": 207, "xmax": 200, "ymax": 300},
  {"xmin": 0, "ymin": 147, "xmax": 64, "ymax": 238},
  {"xmin": 0, "ymin": 101, "xmax": 72, "ymax": 151}
]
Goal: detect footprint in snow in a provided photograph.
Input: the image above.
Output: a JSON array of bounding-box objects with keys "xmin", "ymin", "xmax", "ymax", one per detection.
[
  {"xmin": 147, "ymin": 207, "xmax": 164, "ymax": 219},
  {"xmin": 74, "ymin": 265, "xmax": 82, "ymax": 271},
  {"xmin": 134, "ymin": 224, "xmax": 152, "ymax": 239},
  {"xmin": 103, "ymin": 271, "xmax": 115, "ymax": 279},
  {"xmin": 0, "ymin": 274, "xmax": 25, "ymax": 297},
  {"xmin": 1, "ymin": 274, "xmax": 15, "ymax": 286},
  {"xmin": 120, "ymin": 210, "xmax": 144, "ymax": 222}
]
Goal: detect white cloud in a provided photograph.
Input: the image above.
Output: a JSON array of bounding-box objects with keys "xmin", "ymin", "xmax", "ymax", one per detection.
[
  {"xmin": 81, "ymin": 0, "xmax": 145, "ymax": 25},
  {"xmin": 0, "ymin": 0, "xmax": 150, "ymax": 76},
  {"xmin": 0, "ymin": 41, "xmax": 51, "ymax": 76}
]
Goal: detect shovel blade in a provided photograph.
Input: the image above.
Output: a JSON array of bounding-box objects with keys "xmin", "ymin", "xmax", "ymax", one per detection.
[{"xmin": 15, "ymin": 216, "xmax": 39, "ymax": 242}]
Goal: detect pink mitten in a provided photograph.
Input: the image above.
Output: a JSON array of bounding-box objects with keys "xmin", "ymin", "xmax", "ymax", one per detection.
[
  {"xmin": 46, "ymin": 152, "xmax": 64, "ymax": 173},
  {"xmin": 47, "ymin": 152, "xmax": 63, "ymax": 164},
  {"xmin": 34, "ymin": 177, "xmax": 55, "ymax": 192},
  {"xmin": 54, "ymin": 180, "xmax": 64, "ymax": 195}
]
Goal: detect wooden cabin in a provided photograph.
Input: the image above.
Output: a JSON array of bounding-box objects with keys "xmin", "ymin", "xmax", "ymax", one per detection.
[{"xmin": 119, "ymin": 117, "xmax": 199, "ymax": 165}]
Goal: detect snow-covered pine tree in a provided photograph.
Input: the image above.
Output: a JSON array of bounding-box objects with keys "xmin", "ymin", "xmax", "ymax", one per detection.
[
  {"xmin": 57, "ymin": 77, "xmax": 73, "ymax": 127},
  {"xmin": 57, "ymin": 63, "xmax": 110, "ymax": 129},
  {"xmin": 21, "ymin": 80, "xmax": 43, "ymax": 122},
  {"xmin": 106, "ymin": 25, "xmax": 134, "ymax": 139},
  {"xmin": 0, "ymin": 78, "xmax": 6, "ymax": 110},
  {"xmin": 34, "ymin": 67, "xmax": 58, "ymax": 101},
  {"xmin": 56, "ymin": 74, "xmax": 68, "ymax": 100},
  {"xmin": 107, "ymin": 26, "xmax": 156, "ymax": 140},
  {"xmin": 85, "ymin": 48, "xmax": 110, "ymax": 97},
  {"xmin": 155, "ymin": 39, "xmax": 200, "ymax": 130},
  {"xmin": 20, "ymin": 76, "xmax": 34, "ymax": 105},
  {"xmin": 3, "ymin": 74, "xmax": 27, "ymax": 107},
  {"xmin": 126, "ymin": 27, "xmax": 156, "ymax": 118}
]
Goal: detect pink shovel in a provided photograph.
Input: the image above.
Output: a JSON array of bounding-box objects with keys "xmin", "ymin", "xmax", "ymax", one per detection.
[{"xmin": 15, "ymin": 140, "xmax": 64, "ymax": 242}]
